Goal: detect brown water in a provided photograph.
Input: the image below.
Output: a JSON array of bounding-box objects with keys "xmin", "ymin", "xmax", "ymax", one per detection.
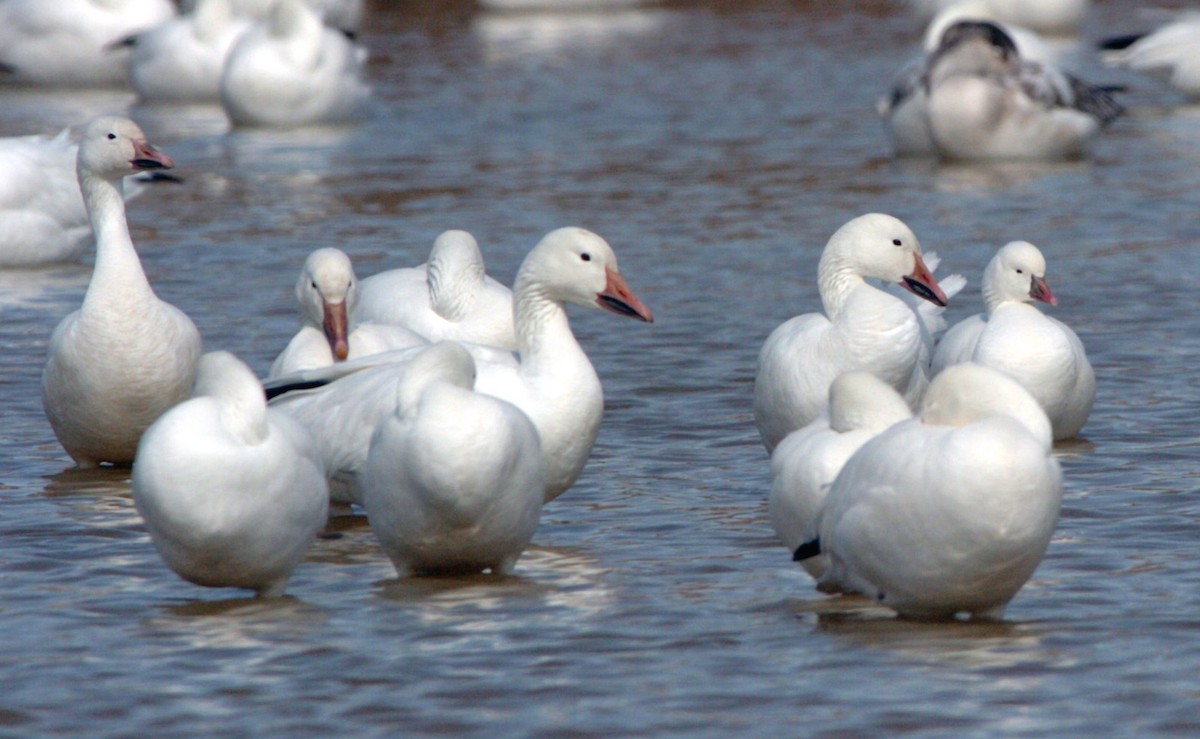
[{"xmin": 3, "ymin": 0, "xmax": 1200, "ymax": 734}]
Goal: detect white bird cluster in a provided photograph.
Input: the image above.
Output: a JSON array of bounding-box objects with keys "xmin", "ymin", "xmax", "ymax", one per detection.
[
  {"xmin": 36, "ymin": 114, "xmax": 654, "ymax": 599},
  {"xmin": 760, "ymin": 214, "xmax": 1091, "ymax": 620},
  {"xmin": 0, "ymin": 0, "xmax": 371, "ymax": 128}
]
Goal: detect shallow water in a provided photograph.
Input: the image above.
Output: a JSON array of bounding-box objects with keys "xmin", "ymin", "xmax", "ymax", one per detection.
[{"xmin": 3, "ymin": 0, "xmax": 1200, "ymax": 734}]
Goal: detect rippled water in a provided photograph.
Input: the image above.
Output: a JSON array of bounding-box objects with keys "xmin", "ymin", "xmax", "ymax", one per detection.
[{"xmin": 4, "ymin": 0, "xmax": 1200, "ymax": 734}]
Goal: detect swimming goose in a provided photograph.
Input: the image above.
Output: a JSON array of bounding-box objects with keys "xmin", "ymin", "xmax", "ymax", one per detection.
[
  {"xmin": 769, "ymin": 372, "xmax": 912, "ymax": 579},
  {"xmin": 218, "ymin": 0, "xmax": 371, "ymax": 128},
  {"xmin": 270, "ymin": 227, "xmax": 654, "ymax": 505},
  {"xmin": 753, "ymin": 213, "xmax": 949, "ymax": 454},
  {"xmin": 269, "ymin": 247, "xmax": 424, "ymax": 378},
  {"xmin": 931, "ymin": 240, "xmax": 1094, "ymax": 440},
  {"xmin": 0, "ymin": 0, "xmax": 176, "ymax": 87},
  {"xmin": 355, "ymin": 230, "xmax": 518, "ymax": 351},
  {"xmin": 803, "ymin": 363, "xmax": 1062, "ymax": 620},
  {"xmin": 132, "ymin": 351, "xmax": 329, "ymax": 597},
  {"xmin": 361, "ymin": 342, "xmax": 545, "ymax": 577},
  {"xmin": 41, "ymin": 116, "xmax": 202, "ymax": 468}
]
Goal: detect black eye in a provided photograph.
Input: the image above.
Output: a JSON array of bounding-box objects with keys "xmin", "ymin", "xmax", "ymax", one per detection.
[
  {"xmin": 107, "ymin": 133, "xmax": 116, "ymax": 140},
  {"xmin": 1016, "ymin": 269, "xmax": 1024, "ymax": 274},
  {"xmin": 311, "ymin": 280, "xmax": 318, "ymax": 289},
  {"xmin": 892, "ymin": 239, "xmax": 902, "ymax": 246},
  {"xmin": 580, "ymin": 253, "xmax": 591, "ymax": 262}
]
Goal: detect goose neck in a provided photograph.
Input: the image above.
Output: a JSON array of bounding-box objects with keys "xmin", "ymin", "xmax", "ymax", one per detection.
[
  {"xmin": 79, "ymin": 172, "xmax": 155, "ymax": 306},
  {"xmin": 817, "ymin": 250, "xmax": 866, "ymax": 319},
  {"xmin": 513, "ymin": 281, "xmax": 579, "ymax": 371}
]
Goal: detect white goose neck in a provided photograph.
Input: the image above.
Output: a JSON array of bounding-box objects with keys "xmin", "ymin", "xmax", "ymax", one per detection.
[
  {"xmin": 512, "ymin": 278, "xmax": 581, "ymax": 374},
  {"xmin": 817, "ymin": 248, "xmax": 867, "ymax": 319},
  {"xmin": 79, "ymin": 171, "xmax": 155, "ymax": 310},
  {"xmin": 428, "ymin": 258, "xmax": 483, "ymax": 322}
]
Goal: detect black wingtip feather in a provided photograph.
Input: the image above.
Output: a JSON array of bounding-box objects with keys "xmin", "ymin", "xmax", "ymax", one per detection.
[
  {"xmin": 1098, "ymin": 33, "xmax": 1145, "ymax": 52},
  {"xmin": 792, "ymin": 538, "xmax": 821, "ymax": 562}
]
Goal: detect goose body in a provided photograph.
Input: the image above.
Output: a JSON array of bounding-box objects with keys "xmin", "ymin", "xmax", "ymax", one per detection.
[
  {"xmin": 356, "ymin": 230, "xmax": 518, "ymax": 351},
  {"xmin": 270, "ymin": 247, "xmax": 424, "ymax": 378},
  {"xmin": 769, "ymin": 372, "xmax": 912, "ymax": 579},
  {"xmin": 132, "ymin": 351, "xmax": 329, "ymax": 597},
  {"xmin": 1101, "ymin": 15, "xmax": 1200, "ymax": 99},
  {"xmin": 41, "ymin": 117, "xmax": 202, "ymax": 468},
  {"xmin": 270, "ymin": 227, "xmax": 654, "ymax": 505},
  {"xmin": 753, "ymin": 213, "xmax": 949, "ymax": 453},
  {"xmin": 932, "ymin": 240, "xmax": 1094, "ymax": 440},
  {"xmin": 0, "ymin": 0, "xmax": 176, "ymax": 87},
  {"xmin": 361, "ymin": 343, "xmax": 544, "ymax": 577},
  {"xmin": 125, "ymin": 0, "xmax": 252, "ymax": 103},
  {"xmin": 907, "ymin": 0, "xmax": 1089, "ymax": 35},
  {"xmin": 218, "ymin": 0, "xmax": 371, "ymax": 127},
  {"xmin": 810, "ymin": 363, "xmax": 1063, "ymax": 620}
]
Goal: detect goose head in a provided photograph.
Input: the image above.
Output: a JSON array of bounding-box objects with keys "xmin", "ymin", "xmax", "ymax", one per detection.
[
  {"xmin": 983, "ymin": 240, "xmax": 1056, "ymax": 310},
  {"xmin": 821, "ymin": 213, "xmax": 949, "ymax": 307},
  {"xmin": 828, "ymin": 371, "xmax": 913, "ymax": 434},
  {"xmin": 920, "ymin": 362, "xmax": 1052, "ymax": 447},
  {"xmin": 296, "ymin": 248, "xmax": 357, "ymax": 361},
  {"xmin": 516, "ymin": 227, "xmax": 654, "ymax": 323},
  {"xmin": 77, "ymin": 116, "xmax": 174, "ymax": 182},
  {"xmin": 927, "ymin": 20, "xmax": 1019, "ymax": 84}
]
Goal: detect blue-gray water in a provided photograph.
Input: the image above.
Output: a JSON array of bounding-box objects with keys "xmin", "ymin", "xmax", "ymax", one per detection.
[{"xmin": 3, "ymin": 0, "xmax": 1200, "ymax": 734}]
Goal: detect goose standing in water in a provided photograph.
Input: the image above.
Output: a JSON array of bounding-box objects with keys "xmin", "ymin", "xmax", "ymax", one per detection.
[
  {"xmin": 753, "ymin": 213, "xmax": 949, "ymax": 453},
  {"xmin": 802, "ymin": 363, "xmax": 1062, "ymax": 620},
  {"xmin": 932, "ymin": 240, "xmax": 1094, "ymax": 440},
  {"xmin": 42, "ymin": 116, "xmax": 202, "ymax": 468},
  {"xmin": 361, "ymin": 342, "xmax": 544, "ymax": 577},
  {"xmin": 133, "ymin": 351, "xmax": 329, "ymax": 598}
]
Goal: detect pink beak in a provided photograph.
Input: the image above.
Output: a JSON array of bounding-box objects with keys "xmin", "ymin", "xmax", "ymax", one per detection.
[
  {"xmin": 596, "ymin": 267, "xmax": 654, "ymax": 323},
  {"xmin": 323, "ymin": 300, "xmax": 350, "ymax": 360},
  {"xmin": 1029, "ymin": 275, "xmax": 1057, "ymax": 306},
  {"xmin": 900, "ymin": 253, "xmax": 949, "ymax": 307},
  {"xmin": 130, "ymin": 138, "xmax": 174, "ymax": 171}
]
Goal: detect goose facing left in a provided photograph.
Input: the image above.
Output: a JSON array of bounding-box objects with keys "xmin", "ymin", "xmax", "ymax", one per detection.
[{"xmin": 41, "ymin": 116, "xmax": 202, "ymax": 468}]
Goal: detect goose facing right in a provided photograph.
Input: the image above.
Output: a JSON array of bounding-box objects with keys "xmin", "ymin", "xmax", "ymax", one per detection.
[{"xmin": 41, "ymin": 116, "xmax": 202, "ymax": 468}]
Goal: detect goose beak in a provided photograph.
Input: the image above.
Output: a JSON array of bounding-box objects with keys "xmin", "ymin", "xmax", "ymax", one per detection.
[
  {"xmin": 1029, "ymin": 275, "xmax": 1057, "ymax": 306},
  {"xmin": 597, "ymin": 267, "xmax": 654, "ymax": 323},
  {"xmin": 130, "ymin": 139, "xmax": 174, "ymax": 170},
  {"xmin": 323, "ymin": 300, "xmax": 350, "ymax": 360},
  {"xmin": 901, "ymin": 253, "xmax": 949, "ymax": 307}
]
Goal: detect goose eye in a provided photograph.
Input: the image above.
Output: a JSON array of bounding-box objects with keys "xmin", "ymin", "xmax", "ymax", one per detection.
[
  {"xmin": 310, "ymin": 280, "xmax": 318, "ymax": 289},
  {"xmin": 107, "ymin": 133, "xmax": 116, "ymax": 140},
  {"xmin": 1016, "ymin": 269, "xmax": 1024, "ymax": 274},
  {"xmin": 580, "ymin": 253, "xmax": 591, "ymax": 262},
  {"xmin": 892, "ymin": 239, "xmax": 902, "ymax": 247}
]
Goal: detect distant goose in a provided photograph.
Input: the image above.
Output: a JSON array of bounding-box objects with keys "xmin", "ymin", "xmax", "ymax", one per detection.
[
  {"xmin": 1101, "ymin": 14, "xmax": 1200, "ymax": 99},
  {"xmin": 218, "ymin": 0, "xmax": 371, "ymax": 127},
  {"xmin": 269, "ymin": 227, "xmax": 654, "ymax": 506},
  {"xmin": 133, "ymin": 351, "xmax": 329, "ymax": 597},
  {"xmin": 932, "ymin": 240, "xmax": 1094, "ymax": 440},
  {"xmin": 356, "ymin": 230, "xmax": 518, "ymax": 351},
  {"xmin": 0, "ymin": 0, "xmax": 176, "ymax": 87},
  {"xmin": 804, "ymin": 363, "xmax": 1062, "ymax": 620},
  {"xmin": 42, "ymin": 116, "xmax": 202, "ymax": 468},
  {"xmin": 184, "ymin": 0, "xmax": 364, "ymax": 34},
  {"xmin": 361, "ymin": 342, "xmax": 545, "ymax": 577},
  {"xmin": 769, "ymin": 372, "xmax": 912, "ymax": 579},
  {"xmin": 122, "ymin": 0, "xmax": 252, "ymax": 103},
  {"xmin": 270, "ymin": 247, "xmax": 424, "ymax": 378},
  {"xmin": 905, "ymin": 0, "xmax": 1090, "ymax": 35},
  {"xmin": 753, "ymin": 213, "xmax": 949, "ymax": 453}
]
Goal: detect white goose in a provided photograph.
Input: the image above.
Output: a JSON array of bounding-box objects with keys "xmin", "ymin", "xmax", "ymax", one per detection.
[
  {"xmin": 932, "ymin": 240, "xmax": 1094, "ymax": 440},
  {"xmin": 0, "ymin": 130, "xmax": 143, "ymax": 267},
  {"xmin": 0, "ymin": 0, "xmax": 176, "ymax": 87},
  {"xmin": 769, "ymin": 372, "xmax": 912, "ymax": 579},
  {"xmin": 906, "ymin": 0, "xmax": 1090, "ymax": 36},
  {"xmin": 922, "ymin": 21, "xmax": 1122, "ymax": 160},
  {"xmin": 218, "ymin": 0, "xmax": 371, "ymax": 128},
  {"xmin": 132, "ymin": 351, "xmax": 329, "ymax": 597},
  {"xmin": 803, "ymin": 363, "xmax": 1062, "ymax": 620},
  {"xmin": 123, "ymin": 0, "xmax": 252, "ymax": 103},
  {"xmin": 1101, "ymin": 14, "xmax": 1200, "ymax": 100},
  {"xmin": 361, "ymin": 342, "xmax": 544, "ymax": 577},
  {"xmin": 269, "ymin": 247, "xmax": 424, "ymax": 378},
  {"xmin": 41, "ymin": 116, "xmax": 202, "ymax": 468},
  {"xmin": 270, "ymin": 227, "xmax": 654, "ymax": 505},
  {"xmin": 753, "ymin": 213, "xmax": 949, "ymax": 454},
  {"xmin": 184, "ymin": 0, "xmax": 364, "ymax": 34},
  {"xmin": 356, "ymin": 230, "xmax": 519, "ymax": 351}
]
